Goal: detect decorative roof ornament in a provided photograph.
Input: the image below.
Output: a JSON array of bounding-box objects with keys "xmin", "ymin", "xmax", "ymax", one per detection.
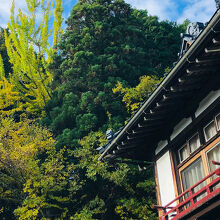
[
  {"xmin": 96, "ymin": 128, "xmax": 123, "ymax": 154},
  {"xmin": 178, "ymin": 22, "xmax": 205, "ymax": 59},
  {"xmin": 215, "ymin": 0, "xmax": 220, "ymax": 9}
]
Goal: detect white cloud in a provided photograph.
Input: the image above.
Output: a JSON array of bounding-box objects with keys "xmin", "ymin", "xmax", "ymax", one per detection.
[
  {"xmin": 177, "ymin": 0, "xmax": 216, "ymax": 23},
  {"xmin": 125, "ymin": 0, "xmax": 178, "ymax": 20},
  {"xmin": 125, "ymin": 0, "xmax": 216, "ymax": 23},
  {"xmin": 0, "ymin": 0, "xmax": 27, "ymax": 28}
]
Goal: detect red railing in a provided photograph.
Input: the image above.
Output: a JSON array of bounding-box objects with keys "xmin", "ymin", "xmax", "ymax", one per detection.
[{"xmin": 155, "ymin": 162, "xmax": 220, "ymax": 220}]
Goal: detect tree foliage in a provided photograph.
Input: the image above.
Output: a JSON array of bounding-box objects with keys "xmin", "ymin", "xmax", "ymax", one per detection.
[
  {"xmin": 113, "ymin": 75, "xmax": 161, "ymax": 113},
  {"xmin": 0, "ymin": 0, "xmax": 188, "ymax": 219},
  {"xmin": 43, "ymin": 0, "xmax": 184, "ymax": 148},
  {"xmin": 0, "ymin": 55, "xmax": 23, "ymax": 117},
  {"xmin": 0, "ymin": 28, "xmax": 12, "ymax": 77},
  {"xmin": 0, "ymin": 117, "xmax": 69, "ymax": 219},
  {"xmin": 67, "ymin": 131, "xmax": 157, "ymax": 219},
  {"xmin": 4, "ymin": 0, "xmax": 63, "ymax": 117}
]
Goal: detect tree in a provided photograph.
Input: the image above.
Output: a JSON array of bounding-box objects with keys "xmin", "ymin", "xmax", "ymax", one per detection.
[
  {"xmin": 66, "ymin": 131, "xmax": 157, "ymax": 219},
  {"xmin": 0, "ymin": 55, "xmax": 24, "ymax": 117},
  {"xmin": 0, "ymin": 28, "xmax": 12, "ymax": 77},
  {"xmin": 4, "ymin": 0, "xmax": 63, "ymax": 117},
  {"xmin": 113, "ymin": 75, "xmax": 161, "ymax": 113},
  {"xmin": 43, "ymin": 0, "xmax": 184, "ymax": 148},
  {"xmin": 0, "ymin": 117, "xmax": 69, "ymax": 219}
]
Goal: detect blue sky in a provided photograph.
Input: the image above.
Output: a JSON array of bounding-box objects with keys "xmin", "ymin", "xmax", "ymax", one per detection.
[
  {"xmin": 128, "ymin": 0, "xmax": 216, "ymax": 23},
  {"xmin": 0, "ymin": 0, "xmax": 217, "ymax": 28}
]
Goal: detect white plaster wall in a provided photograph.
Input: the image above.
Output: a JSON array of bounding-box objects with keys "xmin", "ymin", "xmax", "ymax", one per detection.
[
  {"xmin": 155, "ymin": 140, "xmax": 168, "ymax": 155},
  {"xmin": 156, "ymin": 151, "xmax": 176, "ymax": 206},
  {"xmin": 170, "ymin": 117, "xmax": 192, "ymax": 141},
  {"xmin": 195, "ymin": 89, "xmax": 220, "ymax": 118}
]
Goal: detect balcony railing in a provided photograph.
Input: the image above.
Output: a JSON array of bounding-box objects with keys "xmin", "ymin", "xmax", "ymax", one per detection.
[{"xmin": 154, "ymin": 162, "xmax": 220, "ymax": 220}]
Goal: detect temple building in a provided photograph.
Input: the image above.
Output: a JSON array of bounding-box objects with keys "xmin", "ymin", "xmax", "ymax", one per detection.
[{"xmin": 98, "ymin": 3, "xmax": 220, "ymax": 220}]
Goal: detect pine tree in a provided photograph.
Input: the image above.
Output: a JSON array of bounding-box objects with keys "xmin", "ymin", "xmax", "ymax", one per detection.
[{"xmin": 43, "ymin": 0, "xmax": 184, "ymax": 148}]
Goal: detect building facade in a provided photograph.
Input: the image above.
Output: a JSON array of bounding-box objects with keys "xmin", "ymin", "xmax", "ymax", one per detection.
[{"xmin": 99, "ymin": 6, "xmax": 220, "ymax": 220}]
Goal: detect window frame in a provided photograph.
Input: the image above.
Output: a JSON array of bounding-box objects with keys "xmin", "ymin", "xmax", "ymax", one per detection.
[
  {"xmin": 178, "ymin": 132, "xmax": 201, "ymax": 163},
  {"xmin": 178, "ymin": 136, "xmax": 220, "ymax": 194},
  {"xmin": 203, "ymin": 120, "xmax": 217, "ymax": 142},
  {"xmin": 181, "ymin": 156, "xmax": 205, "ymax": 188},
  {"xmin": 215, "ymin": 113, "xmax": 220, "ymax": 131},
  {"xmin": 206, "ymin": 142, "xmax": 220, "ymax": 173},
  {"xmin": 188, "ymin": 132, "xmax": 201, "ymax": 154},
  {"xmin": 179, "ymin": 153, "xmax": 205, "ymax": 194},
  {"xmin": 178, "ymin": 144, "xmax": 189, "ymax": 163}
]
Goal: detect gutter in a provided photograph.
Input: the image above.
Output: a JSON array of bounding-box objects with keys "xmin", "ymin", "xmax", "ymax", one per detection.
[{"xmin": 98, "ymin": 9, "xmax": 220, "ymax": 161}]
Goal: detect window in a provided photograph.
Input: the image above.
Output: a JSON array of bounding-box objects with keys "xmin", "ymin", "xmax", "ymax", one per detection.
[
  {"xmin": 204, "ymin": 121, "xmax": 217, "ymax": 141},
  {"xmin": 181, "ymin": 157, "xmax": 205, "ymax": 192},
  {"xmin": 206, "ymin": 143, "xmax": 220, "ymax": 189},
  {"xmin": 216, "ymin": 114, "xmax": 220, "ymax": 131},
  {"xmin": 207, "ymin": 142, "xmax": 220, "ymax": 173},
  {"xmin": 177, "ymin": 116, "xmax": 220, "ymax": 205},
  {"xmin": 189, "ymin": 134, "xmax": 200, "ymax": 153},
  {"xmin": 178, "ymin": 133, "xmax": 200, "ymax": 163},
  {"xmin": 179, "ymin": 145, "xmax": 189, "ymax": 162},
  {"xmin": 178, "ymin": 137, "xmax": 220, "ymax": 199}
]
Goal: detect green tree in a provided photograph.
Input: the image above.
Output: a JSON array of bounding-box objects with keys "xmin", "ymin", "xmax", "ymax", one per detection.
[
  {"xmin": 0, "ymin": 116, "xmax": 69, "ymax": 219},
  {"xmin": 4, "ymin": 0, "xmax": 63, "ymax": 117},
  {"xmin": 0, "ymin": 28, "xmax": 12, "ymax": 77},
  {"xmin": 0, "ymin": 54, "xmax": 24, "ymax": 117},
  {"xmin": 66, "ymin": 131, "xmax": 157, "ymax": 219},
  {"xmin": 113, "ymin": 75, "xmax": 161, "ymax": 113},
  {"xmin": 43, "ymin": 0, "xmax": 184, "ymax": 148}
]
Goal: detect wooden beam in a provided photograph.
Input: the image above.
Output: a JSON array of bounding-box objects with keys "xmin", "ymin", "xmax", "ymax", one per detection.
[
  {"xmin": 186, "ymin": 66, "xmax": 219, "ymax": 74},
  {"xmin": 143, "ymin": 110, "xmax": 160, "ymax": 116},
  {"xmin": 140, "ymin": 119, "xmax": 164, "ymax": 129},
  {"xmin": 178, "ymin": 74, "xmax": 208, "ymax": 84},
  {"xmin": 156, "ymin": 102, "xmax": 162, "ymax": 107},
  {"xmin": 170, "ymin": 84, "xmax": 201, "ymax": 92},
  {"xmin": 155, "ymin": 100, "xmax": 182, "ymax": 110},
  {"xmin": 163, "ymin": 91, "xmax": 191, "ymax": 100},
  {"xmin": 117, "ymin": 145, "xmax": 137, "ymax": 151},
  {"xmin": 143, "ymin": 117, "xmax": 164, "ymax": 123},
  {"xmin": 205, "ymin": 47, "xmax": 220, "ymax": 53},
  {"xmin": 212, "ymin": 37, "xmax": 220, "ymax": 44},
  {"xmin": 160, "ymin": 96, "xmax": 184, "ymax": 105},
  {"xmin": 113, "ymin": 146, "xmax": 139, "ymax": 155},
  {"xmin": 121, "ymin": 133, "xmax": 155, "ymax": 146},
  {"xmin": 195, "ymin": 57, "xmax": 220, "ymax": 64},
  {"xmin": 104, "ymin": 154, "xmax": 120, "ymax": 160},
  {"xmin": 133, "ymin": 125, "xmax": 160, "ymax": 134},
  {"xmin": 110, "ymin": 159, "xmax": 152, "ymax": 166},
  {"xmin": 146, "ymin": 108, "xmax": 173, "ymax": 116},
  {"xmin": 141, "ymin": 114, "xmax": 165, "ymax": 121}
]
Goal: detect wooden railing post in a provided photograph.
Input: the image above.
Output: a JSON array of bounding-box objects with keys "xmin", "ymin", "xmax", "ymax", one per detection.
[{"xmin": 189, "ymin": 189, "xmax": 194, "ymax": 205}]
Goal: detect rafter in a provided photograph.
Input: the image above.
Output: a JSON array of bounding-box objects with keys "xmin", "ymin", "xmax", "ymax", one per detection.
[{"xmin": 205, "ymin": 46, "xmax": 220, "ymax": 53}]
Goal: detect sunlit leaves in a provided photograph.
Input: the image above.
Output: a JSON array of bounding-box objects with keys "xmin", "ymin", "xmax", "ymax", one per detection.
[
  {"xmin": 113, "ymin": 75, "xmax": 162, "ymax": 113},
  {"xmin": 4, "ymin": 0, "xmax": 63, "ymax": 117},
  {"xmin": 0, "ymin": 117, "xmax": 68, "ymax": 219},
  {"xmin": 71, "ymin": 130, "xmax": 157, "ymax": 219}
]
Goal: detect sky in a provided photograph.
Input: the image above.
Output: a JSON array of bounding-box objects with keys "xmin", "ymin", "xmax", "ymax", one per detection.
[{"xmin": 0, "ymin": 0, "xmax": 217, "ymax": 28}]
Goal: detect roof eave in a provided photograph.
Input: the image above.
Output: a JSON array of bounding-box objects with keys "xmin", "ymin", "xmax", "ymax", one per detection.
[{"xmin": 98, "ymin": 9, "xmax": 220, "ymax": 161}]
